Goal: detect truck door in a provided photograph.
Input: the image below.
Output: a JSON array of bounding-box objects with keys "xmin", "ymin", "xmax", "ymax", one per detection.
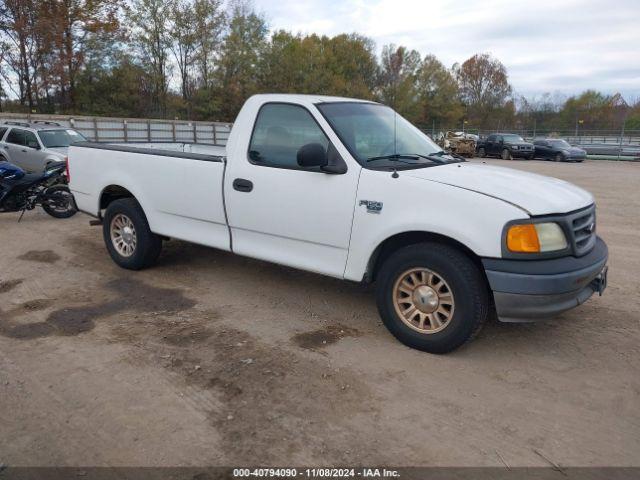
[{"xmin": 224, "ymin": 102, "xmax": 360, "ymax": 278}]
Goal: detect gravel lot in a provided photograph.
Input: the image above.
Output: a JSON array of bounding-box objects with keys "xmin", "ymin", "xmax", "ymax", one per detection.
[{"xmin": 1, "ymin": 159, "xmax": 638, "ymax": 467}]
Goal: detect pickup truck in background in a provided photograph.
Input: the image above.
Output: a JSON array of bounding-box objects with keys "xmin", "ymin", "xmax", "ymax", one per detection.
[
  {"xmin": 68, "ymin": 94, "xmax": 609, "ymax": 353},
  {"xmin": 477, "ymin": 133, "xmax": 535, "ymax": 160}
]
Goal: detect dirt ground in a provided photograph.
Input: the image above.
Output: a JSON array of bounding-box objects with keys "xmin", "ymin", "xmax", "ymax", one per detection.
[{"xmin": 0, "ymin": 159, "xmax": 638, "ymax": 467}]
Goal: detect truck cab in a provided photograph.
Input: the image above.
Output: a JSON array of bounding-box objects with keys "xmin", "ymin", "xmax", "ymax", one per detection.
[{"xmin": 68, "ymin": 94, "xmax": 608, "ymax": 354}]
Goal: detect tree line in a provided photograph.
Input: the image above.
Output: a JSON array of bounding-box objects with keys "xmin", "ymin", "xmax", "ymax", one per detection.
[{"xmin": 1, "ymin": 0, "xmax": 639, "ymax": 132}]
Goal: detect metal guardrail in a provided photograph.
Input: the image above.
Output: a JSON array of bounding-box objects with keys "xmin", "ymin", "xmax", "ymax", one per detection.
[{"xmin": 0, "ymin": 113, "xmax": 232, "ymax": 146}]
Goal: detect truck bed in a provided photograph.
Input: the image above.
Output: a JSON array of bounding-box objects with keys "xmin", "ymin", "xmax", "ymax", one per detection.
[{"xmin": 69, "ymin": 141, "xmax": 231, "ymax": 252}]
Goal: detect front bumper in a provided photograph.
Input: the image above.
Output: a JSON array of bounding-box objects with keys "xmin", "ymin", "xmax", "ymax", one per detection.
[
  {"xmin": 482, "ymin": 236, "xmax": 608, "ymax": 322},
  {"xmin": 510, "ymin": 148, "xmax": 534, "ymax": 158}
]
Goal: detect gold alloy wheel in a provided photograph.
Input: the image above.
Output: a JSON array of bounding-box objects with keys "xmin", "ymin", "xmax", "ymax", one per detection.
[
  {"xmin": 110, "ymin": 213, "xmax": 137, "ymax": 257},
  {"xmin": 392, "ymin": 268, "xmax": 455, "ymax": 334}
]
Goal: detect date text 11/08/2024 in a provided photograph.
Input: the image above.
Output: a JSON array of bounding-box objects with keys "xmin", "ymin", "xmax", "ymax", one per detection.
[{"xmin": 233, "ymin": 468, "xmax": 400, "ymax": 478}]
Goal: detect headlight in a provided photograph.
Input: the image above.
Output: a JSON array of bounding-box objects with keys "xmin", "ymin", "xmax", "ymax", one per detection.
[
  {"xmin": 506, "ymin": 222, "xmax": 568, "ymax": 253},
  {"xmin": 512, "ymin": 145, "xmax": 519, "ymax": 150}
]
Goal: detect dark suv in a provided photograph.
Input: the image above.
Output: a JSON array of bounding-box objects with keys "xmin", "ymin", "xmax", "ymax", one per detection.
[{"xmin": 476, "ymin": 133, "xmax": 535, "ymax": 160}]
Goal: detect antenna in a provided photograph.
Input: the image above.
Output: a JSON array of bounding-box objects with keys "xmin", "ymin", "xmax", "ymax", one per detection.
[{"xmin": 393, "ymin": 109, "xmax": 397, "ymax": 156}]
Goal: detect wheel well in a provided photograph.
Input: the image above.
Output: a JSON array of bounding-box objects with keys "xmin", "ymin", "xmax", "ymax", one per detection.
[
  {"xmin": 100, "ymin": 185, "xmax": 135, "ymax": 211},
  {"xmin": 366, "ymin": 231, "xmax": 485, "ymax": 283}
]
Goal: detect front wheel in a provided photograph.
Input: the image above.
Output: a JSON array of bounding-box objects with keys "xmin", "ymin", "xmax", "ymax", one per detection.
[
  {"xmin": 41, "ymin": 185, "xmax": 77, "ymax": 219},
  {"xmin": 555, "ymin": 153, "xmax": 564, "ymax": 162},
  {"xmin": 477, "ymin": 147, "xmax": 486, "ymax": 158},
  {"xmin": 501, "ymin": 148, "xmax": 512, "ymax": 160},
  {"xmin": 103, "ymin": 198, "xmax": 162, "ymax": 270},
  {"xmin": 376, "ymin": 243, "xmax": 489, "ymax": 353}
]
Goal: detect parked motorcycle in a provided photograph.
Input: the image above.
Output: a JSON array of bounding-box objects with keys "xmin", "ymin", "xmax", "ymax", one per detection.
[{"xmin": 0, "ymin": 160, "xmax": 77, "ymax": 219}]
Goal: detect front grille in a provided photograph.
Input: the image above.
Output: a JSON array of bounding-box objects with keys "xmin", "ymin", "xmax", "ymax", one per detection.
[{"xmin": 566, "ymin": 205, "xmax": 596, "ymax": 256}]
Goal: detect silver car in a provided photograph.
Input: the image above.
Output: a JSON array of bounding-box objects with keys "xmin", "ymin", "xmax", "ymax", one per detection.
[{"xmin": 0, "ymin": 121, "xmax": 87, "ymax": 172}]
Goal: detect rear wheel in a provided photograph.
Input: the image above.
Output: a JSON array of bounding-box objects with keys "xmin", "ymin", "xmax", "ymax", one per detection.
[
  {"xmin": 376, "ymin": 243, "xmax": 489, "ymax": 353},
  {"xmin": 103, "ymin": 198, "xmax": 162, "ymax": 270},
  {"xmin": 41, "ymin": 185, "xmax": 77, "ymax": 219},
  {"xmin": 477, "ymin": 147, "xmax": 486, "ymax": 158},
  {"xmin": 501, "ymin": 148, "xmax": 512, "ymax": 160}
]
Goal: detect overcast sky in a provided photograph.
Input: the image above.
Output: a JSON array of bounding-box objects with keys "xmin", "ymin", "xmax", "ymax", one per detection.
[{"xmin": 253, "ymin": 0, "xmax": 640, "ymax": 102}]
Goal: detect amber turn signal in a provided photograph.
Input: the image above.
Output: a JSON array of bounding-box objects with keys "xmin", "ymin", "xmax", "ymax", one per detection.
[{"xmin": 507, "ymin": 224, "xmax": 540, "ymax": 253}]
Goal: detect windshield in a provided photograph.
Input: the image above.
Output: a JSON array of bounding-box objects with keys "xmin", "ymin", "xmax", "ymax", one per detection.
[
  {"xmin": 317, "ymin": 102, "xmax": 457, "ymax": 169},
  {"xmin": 38, "ymin": 129, "xmax": 86, "ymax": 148},
  {"xmin": 550, "ymin": 139, "xmax": 571, "ymax": 148},
  {"xmin": 502, "ymin": 134, "xmax": 525, "ymax": 142}
]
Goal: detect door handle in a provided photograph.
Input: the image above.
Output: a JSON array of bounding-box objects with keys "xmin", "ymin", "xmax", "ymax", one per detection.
[{"xmin": 233, "ymin": 178, "xmax": 253, "ymax": 192}]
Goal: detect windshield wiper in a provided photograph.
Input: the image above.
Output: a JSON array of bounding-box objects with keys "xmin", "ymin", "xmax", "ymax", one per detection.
[
  {"xmin": 368, "ymin": 153, "xmax": 452, "ymax": 164},
  {"xmin": 366, "ymin": 154, "xmax": 419, "ymax": 165},
  {"xmin": 367, "ymin": 153, "xmax": 446, "ymax": 163}
]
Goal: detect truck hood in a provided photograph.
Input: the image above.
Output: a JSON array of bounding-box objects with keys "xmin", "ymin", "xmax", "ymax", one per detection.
[{"xmin": 405, "ymin": 162, "xmax": 593, "ymax": 216}]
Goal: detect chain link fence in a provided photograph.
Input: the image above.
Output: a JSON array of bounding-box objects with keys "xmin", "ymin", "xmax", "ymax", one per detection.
[{"xmin": 423, "ymin": 124, "xmax": 640, "ymax": 159}]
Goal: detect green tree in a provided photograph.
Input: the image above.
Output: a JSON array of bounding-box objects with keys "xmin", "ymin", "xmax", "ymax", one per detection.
[
  {"xmin": 378, "ymin": 44, "xmax": 421, "ymax": 121},
  {"xmin": 560, "ymin": 90, "xmax": 616, "ymax": 130},
  {"xmin": 75, "ymin": 56, "xmax": 153, "ymax": 117},
  {"xmin": 215, "ymin": 0, "xmax": 268, "ymax": 121},
  {"xmin": 415, "ymin": 54, "xmax": 463, "ymax": 129}
]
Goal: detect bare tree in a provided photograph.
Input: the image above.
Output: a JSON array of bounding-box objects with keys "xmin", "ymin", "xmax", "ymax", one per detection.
[
  {"xmin": 128, "ymin": 0, "xmax": 173, "ymax": 116},
  {"xmin": 0, "ymin": 0, "xmax": 38, "ymax": 110},
  {"xmin": 454, "ymin": 53, "xmax": 512, "ymax": 127},
  {"xmin": 170, "ymin": 0, "xmax": 198, "ymax": 103},
  {"xmin": 193, "ymin": 0, "xmax": 225, "ymax": 89}
]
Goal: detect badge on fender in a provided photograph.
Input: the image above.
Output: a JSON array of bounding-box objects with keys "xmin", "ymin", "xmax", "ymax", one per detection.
[{"xmin": 359, "ymin": 200, "xmax": 383, "ymax": 213}]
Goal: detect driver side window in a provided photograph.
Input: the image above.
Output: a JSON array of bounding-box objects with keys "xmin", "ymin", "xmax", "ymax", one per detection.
[
  {"xmin": 24, "ymin": 130, "xmax": 39, "ymax": 149},
  {"xmin": 248, "ymin": 103, "xmax": 329, "ymax": 170}
]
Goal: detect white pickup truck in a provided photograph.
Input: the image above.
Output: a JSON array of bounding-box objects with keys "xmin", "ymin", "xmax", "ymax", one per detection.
[{"xmin": 68, "ymin": 94, "xmax": 608, "ymax": 353}]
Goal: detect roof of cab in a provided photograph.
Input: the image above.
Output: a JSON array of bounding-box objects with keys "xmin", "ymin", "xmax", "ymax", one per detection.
[{"xmin": 249, "ymin": 93, "xmax": 378, "ymax": 104}]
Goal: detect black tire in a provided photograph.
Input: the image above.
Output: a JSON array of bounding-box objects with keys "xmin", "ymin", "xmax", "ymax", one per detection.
[
  {"xmin": 555, "ymin": 152, "xmax": 564, "ymax": 162},
  {"xmin": 477, "ymin": 147, "xmax": 486, "ymax": 158},
  {"xmin": 375, "ymin": 242, "xmax": 489, "ymax": 354},
  {"xmin": 41, "ymin": 185, "xmax": 77, "ymax": 219},
  {"xmin": 103, "ymin": 198, "xmax": 162, "ymax": 270},
  {"xmin": 527, "ymin": 154, "xmax": 534, "ymax": 160},
  {"xmin": 501, "ymin": 148, "xmax": 512, "ymax": 160}
]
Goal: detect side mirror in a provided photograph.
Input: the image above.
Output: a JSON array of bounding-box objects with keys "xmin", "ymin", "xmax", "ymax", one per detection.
[
  {"xmin": 28, "ymin": 141, "xmax": 40, "ymax": 149},
  {"xmin": 297, "ymin": 143, "xmax": 328, "ymax": 168}
]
